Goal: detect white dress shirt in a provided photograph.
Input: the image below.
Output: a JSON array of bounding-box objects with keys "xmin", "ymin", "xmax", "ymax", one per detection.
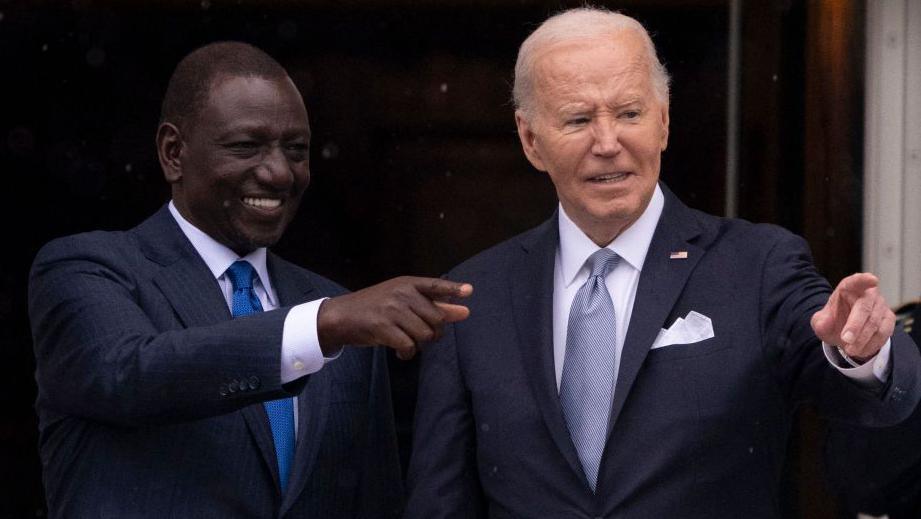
[
  {"xmin": 169, "ymin": 201, "xmax": 329, "ymax": 387},
  {"xmin": 552, "ymin": 185, "xmax": 889, "ymax": 392}
]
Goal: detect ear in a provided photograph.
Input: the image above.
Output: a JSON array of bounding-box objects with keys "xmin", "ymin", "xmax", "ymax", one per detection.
[
  {"xmin": 515, "ymin": 110, "xmax": 548, "ymax": 172},
  {"xmin": 659, "ymin": 103, "xmax": 670, "ymax": 151},
  {"xmin": 156, "ymin": 122, "xmax": 184, "ymax": 185}
]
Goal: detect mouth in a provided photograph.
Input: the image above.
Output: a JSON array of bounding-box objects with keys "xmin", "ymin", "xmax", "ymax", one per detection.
[
  {"xmin": 241, "ymin": 196, "xmax": 284, "ymax": 213},
  {"xmin": 240, "ymin": 196, "xmax": 285, "ymax": 218},
  {"xmin": 586, "ymin": 172, "xmax": 630, "ymax": 184}
]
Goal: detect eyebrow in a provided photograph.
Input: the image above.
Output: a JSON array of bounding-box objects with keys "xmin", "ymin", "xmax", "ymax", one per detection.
[
  {"xmin": 556, "ymin": 103, "xmax": 591, "ymax": 115},
  {"xmin": 554, "ymin": 96, "xmax": 647, "ymax": 115},
  {"xmin": 215, "ymin": 124, "xmax": 310, "ymax": 141}
]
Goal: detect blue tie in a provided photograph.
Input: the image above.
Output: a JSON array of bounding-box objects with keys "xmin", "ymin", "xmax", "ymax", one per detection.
[
  {"xmin": 559, "ymin": 248, "xmax": 619, "ymax": 492},
  {"xmin": 225, "ymin": 260, "xmax": 295, "ymax": 493}
]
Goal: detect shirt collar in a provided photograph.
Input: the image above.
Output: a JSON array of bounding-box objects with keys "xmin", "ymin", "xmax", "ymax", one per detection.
[
  {"xmin": 558, "ymin": 183, "xmax": 664, "ymax": 287},
  {"xmin": 168, "ymin": 201, "xmax": 277, "ymax": 306}
]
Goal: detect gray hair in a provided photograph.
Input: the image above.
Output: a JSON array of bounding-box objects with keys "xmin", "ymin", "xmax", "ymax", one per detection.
[{"xmin": 512, "ymin": 7, "xmax": 670, "ymax": 119}]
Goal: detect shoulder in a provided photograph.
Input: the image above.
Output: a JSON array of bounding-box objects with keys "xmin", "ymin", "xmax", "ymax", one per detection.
[
  {"xmin": 683, "ymin": 206, "xmax": 810, "ymax": 258},
  {"xmin": 659, "ymin": 184, "xmax": 805, "ymax": 250},
  {"xmin": 32, "ymin": 229, "xmax": 141, "ymax": 275},
  {"xmin": 32, "ymin": 206, "xmax": 179, "ymax": 275}
]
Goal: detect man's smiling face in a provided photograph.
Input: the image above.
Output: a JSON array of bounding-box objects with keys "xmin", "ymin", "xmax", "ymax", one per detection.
[{"xmin": 170, "ymin": 74, "xmax": 311, "ymax": 255}]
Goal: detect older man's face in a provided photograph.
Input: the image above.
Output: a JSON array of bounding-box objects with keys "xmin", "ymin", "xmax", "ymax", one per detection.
[
  {"xmin": 172, "ymin": 75, "xmax": 311, "ymax": 255},
  {"xmin": 516, "ymin": 31, "xmax": 669, "ymax": 245}
]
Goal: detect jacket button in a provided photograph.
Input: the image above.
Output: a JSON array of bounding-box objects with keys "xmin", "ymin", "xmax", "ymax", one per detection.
[
  {"xmin": 248, "ymin": 376, "xmax": 261, "ymax": 390},
  {"xmin": 219, "ymin": 384, "xmax": 229, "ymax": 397},
  {"xmin": 228, "ymin": 380, "xmax": 239, "ymax": 393}
]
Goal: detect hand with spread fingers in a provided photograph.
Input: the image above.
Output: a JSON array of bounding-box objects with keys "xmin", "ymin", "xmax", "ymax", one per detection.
[
  {"xmin": 810, "ymin": 273, "xmax": 896, "ymax": 363},
  {"xmin": 317, "ymin": 276, "xmax": 473, "ymax": 360}
]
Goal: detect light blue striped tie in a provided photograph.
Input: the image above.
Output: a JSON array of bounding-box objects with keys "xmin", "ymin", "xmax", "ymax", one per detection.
[
  {"xmin": 226, "ymin": 260, "xmax": 295, "ymax": 493},
  {"xmin": 560, "ymin": 248, "xmax": 619, "ymax": 492}
]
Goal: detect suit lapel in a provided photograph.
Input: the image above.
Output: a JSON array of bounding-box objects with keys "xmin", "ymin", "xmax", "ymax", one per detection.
[
  {"xmin": 268, "ymin": 256, "xmax": 327, "ymax": 514},
  {"xmin": 136, "ymin": 207, "xmax": 230, "ymax": 329},
  {"xmin": 510, "ymin": 214, "xmax": 588, "ymax": 483},
  {"xmin": 280, "ymin": 370, "xmax": 329, "ymax": 513},
  {"xmin": 606, "ymin": 187, "xmax": 708, "ymax": 432},
  {"xmin": 240, "ymin": 405, "xmax": 280, "ymax": 493},
  {"xmin": 136, "ymin": 208, "xmax": 322, "ymax": 506},
  {"xmin": 138, "ymin": 208, "xmax": 281, "ymax": 493}
]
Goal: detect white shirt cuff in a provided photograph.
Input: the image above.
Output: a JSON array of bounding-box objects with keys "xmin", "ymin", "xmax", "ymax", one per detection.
[
  {"xmin": 280, "ymin": 297, "xmax": 336, "ymax": 384},
  {"xmin": 822, "ymin": 339, "xmax": 892, "ymax": 385}
]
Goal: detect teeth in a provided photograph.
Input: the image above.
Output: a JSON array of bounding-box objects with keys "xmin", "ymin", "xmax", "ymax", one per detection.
[
  {"xmin": 591, "ymin": 173, "xmax": 627, "ymax": 182},
  {"xmin": 242, "ymin": 197, "xmax": 282, "ymax": 209}
]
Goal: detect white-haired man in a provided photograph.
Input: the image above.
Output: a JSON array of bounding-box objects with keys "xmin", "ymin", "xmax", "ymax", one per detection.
[{"xmin": 406, "ymin": 7, "xmax": 921, "ymax": 517}]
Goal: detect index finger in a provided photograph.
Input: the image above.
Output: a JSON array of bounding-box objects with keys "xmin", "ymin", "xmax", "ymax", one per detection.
[
  {"xmin": 836, "ymin": 272, "xmax": 879, "ymax": 297},
  {"xmin": 434, "ymin": 301, "xmax": 470, "ymax": 323},
  {"xmin": 415, "ymin": 278, "xmax": 474, "ymax": 299}
]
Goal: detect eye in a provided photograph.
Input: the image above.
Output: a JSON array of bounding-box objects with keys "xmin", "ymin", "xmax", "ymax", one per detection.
[
  {"xmin": 565, "ymin": 116, "xmax": 590, "ymax": 126},
  {"xmin": 284, "ymin": 142, "xmax": 309, "ymax": 161},
  {"xmin": 620, "ymin": 110, "xmax": 641, "ymax": 120},
  {"xmin": 224, "ymin": 141, "xmax": 260, "ymax": 156}
]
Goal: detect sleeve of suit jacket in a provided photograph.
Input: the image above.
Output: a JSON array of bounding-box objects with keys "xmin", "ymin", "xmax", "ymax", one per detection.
[
  {"xmin": 757, "ymin": 229, "xmax": 921, "ymax": 426},
  {"xmin": 405, "ymin": 319, "xmax": 487, "ymax": 517},
  {"xmin": 29, "ymin": 230, "xmax": 303, "ymax": 427}
]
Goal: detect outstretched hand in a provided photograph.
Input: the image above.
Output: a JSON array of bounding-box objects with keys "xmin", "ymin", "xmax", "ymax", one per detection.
[
  {"xmin": 810, "ymin": 273, "xmax": 895, "ymax": 362},
  {"xmin": 317, "ymin": 276, "xmax": 473, "ymax": 360}
]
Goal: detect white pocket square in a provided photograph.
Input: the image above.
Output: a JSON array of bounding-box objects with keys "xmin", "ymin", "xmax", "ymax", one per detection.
[{"xmin": 651, "ymin": 311, "xmax": 715, "ymax": 349}]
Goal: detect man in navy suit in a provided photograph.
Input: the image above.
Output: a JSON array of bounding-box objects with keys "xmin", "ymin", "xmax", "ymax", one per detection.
[
  {"xmin": 29, "ymin": 42, "xmax": 470, "ymax": 518},
  {"xmin": 406, "ymin": 8, "xmax": 921, "ymax": 518}
]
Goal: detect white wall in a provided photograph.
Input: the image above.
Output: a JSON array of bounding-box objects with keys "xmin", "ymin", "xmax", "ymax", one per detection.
[{"xmin": 864, "ymin": 0, "xmax": 921, "ymax": 305}]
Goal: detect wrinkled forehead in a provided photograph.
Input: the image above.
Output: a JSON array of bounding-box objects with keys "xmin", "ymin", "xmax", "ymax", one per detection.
[{"xmin": 531, "ymin": 35, "xmax": 653, "ymax": 97}]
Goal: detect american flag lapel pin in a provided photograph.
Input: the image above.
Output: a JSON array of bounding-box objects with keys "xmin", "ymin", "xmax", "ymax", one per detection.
[{"xmin": 669, "ymin": 251, "xmax": 688, "ymax": 259}]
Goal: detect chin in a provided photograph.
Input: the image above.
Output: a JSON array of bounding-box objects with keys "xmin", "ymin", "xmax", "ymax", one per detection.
[
  {"xmin": 587, "ymin": 203, "xmax": 640, "ymax": 222},
  {"xmin": 251, "ymin": 234, "xmax": 283, "ymax": 249},
  {"xmin": 227, "ymin": 232, "xmax": 282, "ymax": 254}
]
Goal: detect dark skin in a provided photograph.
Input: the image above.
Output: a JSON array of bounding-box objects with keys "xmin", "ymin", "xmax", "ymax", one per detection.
[{"xmin": 156, "ymin": 73, "xmax": 471, "ymax": 359}]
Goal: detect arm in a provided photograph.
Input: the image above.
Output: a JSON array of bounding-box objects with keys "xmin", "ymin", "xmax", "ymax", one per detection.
[
  {"xmin": 405, "ymin": 322, "xmax": 487, "ymax": 518},
  {"xmin": 29, "ymin": 236, "xmax": 295, "ymax": 427},
  {"xmin": 759, "ymin": 230, "xmax": 921, "ymax": 426}
]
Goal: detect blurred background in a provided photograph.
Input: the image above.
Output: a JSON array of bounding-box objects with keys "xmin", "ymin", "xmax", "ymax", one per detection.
[{"xmin": 1, "ymin": 0, "xmax": 918, "ymax": 517}]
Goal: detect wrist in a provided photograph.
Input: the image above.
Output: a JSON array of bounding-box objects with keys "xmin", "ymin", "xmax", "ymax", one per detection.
[
  {"xmin": 316, "ymin": 298, "xmax": 344, "ymax": 350},
  {"xmin": 836, "ymin": 346, "xmax": 872, "ymax": 366}
]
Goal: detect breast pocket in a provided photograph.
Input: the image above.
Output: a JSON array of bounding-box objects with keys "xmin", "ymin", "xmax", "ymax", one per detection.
[{"xmin": 645, "ymin": 332, "xmax": 733, "ymax": 363}]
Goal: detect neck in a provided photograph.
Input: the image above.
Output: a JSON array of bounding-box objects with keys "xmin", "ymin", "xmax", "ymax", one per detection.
[{"xmin": 581, "ymin": 216, "xmax": 638, "ymax": 247}]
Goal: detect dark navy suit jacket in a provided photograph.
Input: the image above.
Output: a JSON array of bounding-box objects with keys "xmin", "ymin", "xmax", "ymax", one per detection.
[
  {"xmin": 29, "ymin": 206, "xmax": 402, "ymax": 518},
  {"xmin": 406, "ymin": 185, "xmax": 921, "ymax": 518}
]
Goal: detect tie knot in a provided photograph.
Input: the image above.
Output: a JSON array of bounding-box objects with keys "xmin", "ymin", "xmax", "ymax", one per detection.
[
  {"xmin": 226, "ymin": 260, "xmax": 257, "ymax": 290},
  {"xmin": 586, "ymin": 248, "xmax": 618, "ymax": 278}
]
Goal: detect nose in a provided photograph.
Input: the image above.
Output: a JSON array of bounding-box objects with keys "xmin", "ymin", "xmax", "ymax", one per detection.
[
  {"xmin": 590, "ymin": 119, "xmax": 623, "ymax": 157},
  {"xmin": 255, "ymin": 145, "xmax": 295, "ymax": 191}
]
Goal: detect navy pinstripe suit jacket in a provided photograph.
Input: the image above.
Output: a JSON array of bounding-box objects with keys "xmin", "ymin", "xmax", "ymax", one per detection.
[{"xmin": 29, "ymin": 205, "xmax": 402, "ymax": 518}]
